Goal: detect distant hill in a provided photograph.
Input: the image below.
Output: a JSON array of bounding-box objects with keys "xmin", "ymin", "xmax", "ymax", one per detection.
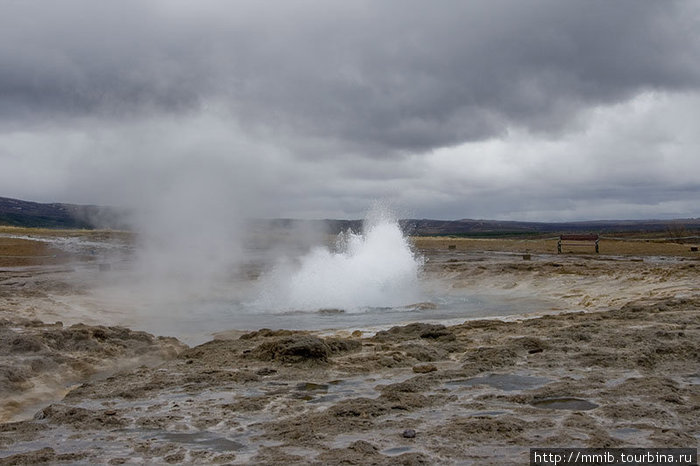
[
  {"xmin": 2, "ymin": 196, "xmax": 699, "ymax": 235},
  {"xmin": 256, "ymin": 216, "xmax": 700, "ymax": 237},
  {"xmin": 399, "ymin": 218, "xmax": 700, "ymax": 237},
  {"xmin": 0, "ymin": 196, "xmax": 127, "ymax": 229}
]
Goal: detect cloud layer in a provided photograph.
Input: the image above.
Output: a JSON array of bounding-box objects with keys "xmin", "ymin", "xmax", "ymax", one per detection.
[{"xmin": 1, "ymin": 0, "xmax": 699, "ymax": 220}]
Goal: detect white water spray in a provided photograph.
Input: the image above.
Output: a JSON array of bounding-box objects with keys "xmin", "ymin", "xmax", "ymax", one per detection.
[{"xmin": 258, "ymin": 208, "xmax": 424, "ymax": 312}]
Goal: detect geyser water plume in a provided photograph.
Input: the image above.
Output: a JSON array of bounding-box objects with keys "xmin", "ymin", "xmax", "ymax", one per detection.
[{"xmin": 258, "ymin": 208, "xmax": 424, "ymax": 311}]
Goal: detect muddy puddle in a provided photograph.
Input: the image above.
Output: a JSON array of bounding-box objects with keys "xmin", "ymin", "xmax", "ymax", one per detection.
[
  {"xmin": 530, "ymin": 397, "xmax": 599, "ymax": 411},
  {"xmin": 444, "ymin": 373, "xmax": 551, "ymax": 391}
]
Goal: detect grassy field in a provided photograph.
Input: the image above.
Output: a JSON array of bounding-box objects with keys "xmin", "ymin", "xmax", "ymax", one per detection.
[
  {"xmin": 413, "ymin": 235, "xmax": 700, "ymax": 257},
  {"xmin": 0, "ymin": 227, "xmax": 130, "ymax": 267},
  {"xmin": 0, "ymin": 237, "xmax": 68, "ymax": 267},
  {"xmin": 1, "ymin": 227, "xmax": 698, "ymax": 268},
  {"xmin": 0, "ymin": 226, "xmax": 130, "ymax": 239}
]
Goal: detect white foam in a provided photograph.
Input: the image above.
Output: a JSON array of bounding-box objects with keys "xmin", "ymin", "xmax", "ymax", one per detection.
[{"xmin": 257, "ymin": 208, "xmax": 423, "ymax": 312}]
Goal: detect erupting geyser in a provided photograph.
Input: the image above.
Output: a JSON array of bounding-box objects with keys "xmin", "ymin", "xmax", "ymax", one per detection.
[{"xmin": 258, "ymin": 208, "xmax": 424, "ymax": 312}]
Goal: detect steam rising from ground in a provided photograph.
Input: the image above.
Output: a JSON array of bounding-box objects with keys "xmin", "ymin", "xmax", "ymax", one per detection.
[
  {"xmin": 258, "ymin": 208, "xmax": 424, "ymax": 312},
  {"xmin": 82, "ymin": 195, "xmax": 425, "ymax": 338}
]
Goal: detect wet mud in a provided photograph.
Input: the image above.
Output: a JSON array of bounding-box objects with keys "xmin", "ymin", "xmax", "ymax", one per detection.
[{"xmin": 0, "ymin": 236, "xmax": 698, "ymax": 464}]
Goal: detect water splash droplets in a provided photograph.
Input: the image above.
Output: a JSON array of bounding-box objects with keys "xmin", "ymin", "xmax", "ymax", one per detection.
[{"xmin": 258, "ymin": 208, "xmax": 423, "ymax": 312}]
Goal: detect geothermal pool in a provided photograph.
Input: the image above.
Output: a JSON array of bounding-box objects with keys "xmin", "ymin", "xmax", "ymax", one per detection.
[
  {"xmin": 140, "ymin": 287, "xmax": 554, "ymax": 344},
  {"xmin": 2, "ymin": 213, "xmax": 557, "ymax": 345},
  {"xmin": 69, "ymin": 214, "xmax": 555, "ymax": 343}
]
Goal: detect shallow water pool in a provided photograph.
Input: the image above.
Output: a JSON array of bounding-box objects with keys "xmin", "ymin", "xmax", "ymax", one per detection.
[{"xmin": 135, "ymin": 285, "xmax": 556, "ymax": 344}]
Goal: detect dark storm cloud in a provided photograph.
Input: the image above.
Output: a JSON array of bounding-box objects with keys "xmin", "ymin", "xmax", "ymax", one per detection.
[
  {"xmin": 2, "ymin": 0, "xmax": 698, "ymax": 154},
  {"xmin": 0, "ymin": 1, "xmax": 204, "ymax": 123}
]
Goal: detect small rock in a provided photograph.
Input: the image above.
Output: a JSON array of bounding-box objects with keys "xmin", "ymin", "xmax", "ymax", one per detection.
[
  {"xmin": 253, "ymin": 335, "xmax": 358, "ymax": 363},
  {"xmin": 412, "ymin": 364, "xmax": 437, "ymax": 373},
  {"xmin": 402, "ymin": 429, "xmax": 417, "ymax": 438},
  {"xmin": 296, "ymin": 382, "xmax": 329, "ymax": 391},
  {"xmin": 410, "ymin": 302, "xmax": 438, "ymax": 311},
  {"xmin": 326, "ymin": 338, "xmax": 362, "ymax": 354},
  {"xmin": 256, "ymin": 367, "xmax": 277, "ymax": 376},
  {"xmin": 351, "ymin": 330, "xmax": 363, "ymax": 338}
]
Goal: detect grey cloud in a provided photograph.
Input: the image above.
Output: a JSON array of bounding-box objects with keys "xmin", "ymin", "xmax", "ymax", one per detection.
[
  {"xmin": 1, "ymin": 90, "xmax": 699, "ymax": 221},
  {"xmin": 2, "ymin": 1, "xmax": 698, "ymax": 154},
  {"xmin": 0, "ymin": 1, "xmax": 205, "ymax": 125}
]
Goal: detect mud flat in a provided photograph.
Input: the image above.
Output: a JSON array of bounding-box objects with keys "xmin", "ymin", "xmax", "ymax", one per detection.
[{"xmin": 0, "ymin": 233, "xmax": 698, "ymax": 464}]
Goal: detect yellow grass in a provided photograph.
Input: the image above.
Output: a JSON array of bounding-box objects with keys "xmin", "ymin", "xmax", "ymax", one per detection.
[
  {"xmin": 412, "ymin": 236, "xmax": 700, "ymax": 257},
  {"xmin": 0, "ymin": 226, "xmax": 130, "ymax": 239},
  {"xmin": 1, "ymin": 227, "xmax": 698, "ymax": 267},
  {"xmin": 0, "ymin": 237, "xmax": 68, "ymax": 267},
  {"xmin": 0, "ymin": 227, "xmax": 130, "ymax": 267}
]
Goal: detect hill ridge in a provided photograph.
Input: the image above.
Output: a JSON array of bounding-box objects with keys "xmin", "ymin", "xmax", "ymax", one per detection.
[{"xmin": 1, "ymin": 196, "xmax": 698, "ymax": 235}]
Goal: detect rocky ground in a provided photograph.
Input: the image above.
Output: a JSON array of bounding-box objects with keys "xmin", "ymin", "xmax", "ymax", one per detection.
[{"xmin": 0, "ymin": 234, "xmax": 698, "ymax": 464}]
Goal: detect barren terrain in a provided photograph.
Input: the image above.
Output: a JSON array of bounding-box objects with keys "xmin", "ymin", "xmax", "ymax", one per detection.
[{"xmin": 0, "ymin": 230, "xmax": 698, "ymax": 464}]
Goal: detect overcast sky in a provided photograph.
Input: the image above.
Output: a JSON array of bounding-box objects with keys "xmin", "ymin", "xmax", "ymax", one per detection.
[{"xmin": 1, "ymin": 0, "xmax": 699, "ymax": 221}]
